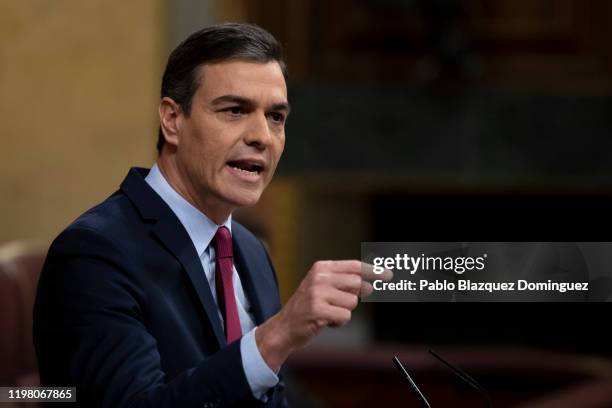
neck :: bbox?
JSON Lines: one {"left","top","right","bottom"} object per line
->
{"left": 156, "top": 153, "right": 232, "bottom": 225}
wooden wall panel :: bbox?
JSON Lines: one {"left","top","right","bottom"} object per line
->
{"left": 0, "top": 1, "right": 165, "bottom": 243}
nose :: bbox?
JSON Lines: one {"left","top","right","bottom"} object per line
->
{"left": 244, "top": 111, "right": 272, "bottom": 150}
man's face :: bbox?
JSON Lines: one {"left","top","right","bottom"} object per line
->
{"left": 173, "top": 60, "right": 288, "bottom": 216}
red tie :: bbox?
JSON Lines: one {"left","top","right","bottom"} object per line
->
{"left": 213, "top": 226, "right": 242, "bottom": 343}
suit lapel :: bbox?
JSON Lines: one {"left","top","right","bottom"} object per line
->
{"left": 233, "top": 232, "right": 277, "bottom": 324}
{"left": 152, "top": 217, "right": 226, "bottom": 347}
{"left": 121, "top": 168, "right": 225, "bottom": 348}
{"left": 233, "top": 243, "right": 265, "bottom": 324}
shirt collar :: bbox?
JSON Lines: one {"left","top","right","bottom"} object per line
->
{"left": 144, "top": 163, "right": 232, "bottom": 257}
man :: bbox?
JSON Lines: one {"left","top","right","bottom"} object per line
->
{"left": 34, "top": 23, "right": 383, "bottom": 407}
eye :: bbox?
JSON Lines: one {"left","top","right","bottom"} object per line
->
{"left": 268, "top": 112, "right": 286, "bottom": 124}
{"left": 222, "top": 106, "right": 244, "bottom": 116}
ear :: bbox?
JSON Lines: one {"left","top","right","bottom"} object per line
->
{"left": 159, "top": 97, "right": 183, "bottom": 147}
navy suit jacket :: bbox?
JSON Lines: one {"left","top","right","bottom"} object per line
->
{"left": 33, "top": 168, "right": 287, "bottom": 407}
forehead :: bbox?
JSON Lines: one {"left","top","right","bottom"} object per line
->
{"left": 195, "top": 60, "right": 287, "bottom": 102}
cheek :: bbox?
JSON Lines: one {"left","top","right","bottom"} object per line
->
{"left": 267, "top": 137, "right": 285, "bottom": 175}
{"left": 274, "top": 132, "right": 286, "bottom": 155}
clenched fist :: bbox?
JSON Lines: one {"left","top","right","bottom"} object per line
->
{"left": 255, "top": 260, "right": 392, "bottom": 372}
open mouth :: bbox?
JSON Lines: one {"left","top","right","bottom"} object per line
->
{"left": 227, "top": 160, "right": 264, "bottom": 175}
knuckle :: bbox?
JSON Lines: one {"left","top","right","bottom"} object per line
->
{"left": 344, "top": 309, "right": 352, "bottom": 322}
{"left": 311, "top": 261, "right": 326, "bottom": 275}
{"left": 311, "top": 270, "right": 327, "bottom": 286}
{"left": 350, "top": 294, "right": 359, "bottom": 309}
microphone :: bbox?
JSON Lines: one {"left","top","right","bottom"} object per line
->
{"left": 392, "top": 351, "right": 492, "bottom": 407}
{"left": 428, "top": 349, "right": 492, "bottom": 408}
{"left": 392, "top": 355, "right": 432, "bottom": 408}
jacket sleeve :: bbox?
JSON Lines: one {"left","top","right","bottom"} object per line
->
{"left": 34, "top": 226, "right": 257, "bottom": 408}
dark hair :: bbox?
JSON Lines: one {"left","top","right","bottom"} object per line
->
{"left": 156, "top": 23, "right": 287, "bottom": 153}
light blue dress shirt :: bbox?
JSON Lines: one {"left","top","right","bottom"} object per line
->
{"left": 145, "top": 164, "right": 278, "bottom": 400}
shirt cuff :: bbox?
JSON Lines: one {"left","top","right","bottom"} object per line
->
{"left": 240, "top": 327, "right": 279, "bottom": 400}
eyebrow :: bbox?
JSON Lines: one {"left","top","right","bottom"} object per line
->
{"left": 211, "top": 94, "right": 291, "bottom": 114}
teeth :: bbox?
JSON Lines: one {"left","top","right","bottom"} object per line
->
{"left": 230, "top": 165, "right": 259, "bottom": 174}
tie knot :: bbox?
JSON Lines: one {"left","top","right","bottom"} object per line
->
{"left": 213, "top": 226, "right": 233, "bottom": 259}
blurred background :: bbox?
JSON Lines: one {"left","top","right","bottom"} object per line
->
{"left": 2, "top": 0, "right": 612, "bottom": 406}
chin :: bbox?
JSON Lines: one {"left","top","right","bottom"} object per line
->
{"left": 224, "top": 189, "right": 264, "bottom": 209}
